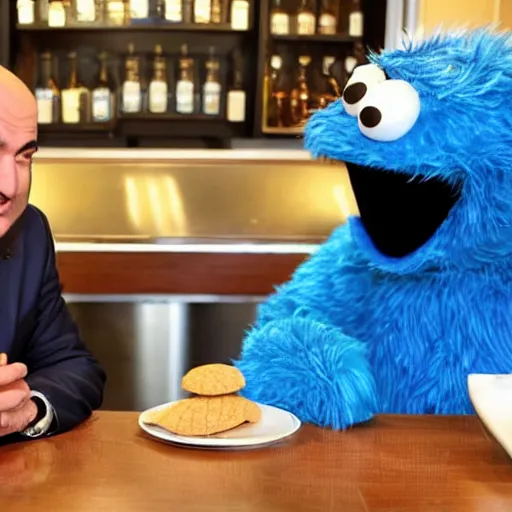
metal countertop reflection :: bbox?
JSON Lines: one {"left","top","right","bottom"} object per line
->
{"left": 29, "top": 157, "right": 358, "bottom": 248}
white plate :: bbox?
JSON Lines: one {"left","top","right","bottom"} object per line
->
{"left": 468, "top": 373, "right": 512, "bottom": 458}
{"left": 138, "top": 400, "right": 302, "bottom": 449}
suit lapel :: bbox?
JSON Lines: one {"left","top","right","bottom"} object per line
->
{"left": 0, "top": 213, "right": 24, "bottom": 356}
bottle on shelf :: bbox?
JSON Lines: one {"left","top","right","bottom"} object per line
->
{"left": 194, "top": 0, "right": 211, "bottom": 23}
{"left": 37, "top": 0, "right": 50, "bottom": 24}
{"left": 296, "top": 0, "right": 315, "bottom": 36}
{"left": 230, "top": 0, "right": 249, "bottom": 30}
{"left": 343, "top": 41, "right": 365, "bottom": 84}
{"left": 106, "top": 0, "right": 128, "bottom": 25}
{"left": 17, "top": 0, "right": 35, "bottom": 25}
{"left": 164, "top": 0, "right": 182, "bottom": 22}
{"left": 75, "top": 0, "right": 97, "bottom": 22}
{"left": 202, "top": 47, "right": 221, "bottom": 116}
{"left": 175, "top": 44, "right": 195, "bottom": 114}
{"left": 129, "top": 0, "right": 149, "bottom": 19}
{"left": 92, "top": 51, "right": 116, "bottom": 122}
{"left": 182, "top": 0, "right": 193, "bottom": 22}
{"left": 95, "top": 0, "right": 108, "bottom": 23}
{"left": 323, "top": 56, "right": 341, "bottom": 96}
{"left": 210, "top": 0, "right": 222, "bottom": 23}
{"left": 318, "top": 0, "right": 337, "bottom": 35}
{"left": 348, "top": 0, "right": 363, "bottom": 37}
{"left": 264, "top": 54, "right": 287, "bottom": 127}
{"left": 47, "top": 0, "right": 67, "bottom": 26}
{"left": 35, "top": 51, "right": 60, "bottom": 124}
{"left": 121, "top": 43, "right": 142, "bottom": 113}
{"left": 269, "top": 0, "right": 289, "bottom": 35}
{"left": 226, "top": 48, "right": 246, "bottom": 122}
{"left": 313, "top": 55, "right": 340, "bottom": 110}
{"left": 148, "top": 45, "right": 169, "bottom": 114}
{"left": 61, "top": 52, "right": 91, "bottom": 124}
{"left": 154, "top": 0, "right": 165, "bottom": 18}
{"left": 289, "top": 55, "right": 310, "bottom": 125}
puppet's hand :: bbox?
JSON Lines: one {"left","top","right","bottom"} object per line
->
{"left": 235, "top": 318, "right": 377, "bottom": 430}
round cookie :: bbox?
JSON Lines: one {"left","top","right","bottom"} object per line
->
{"left": 143, "top": 395, "right": 261, "bottom": 436}
{"left": 181, "top": 363, "right": 245, "bottom": 396}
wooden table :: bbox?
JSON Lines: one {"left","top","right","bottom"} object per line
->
{"left": 1, "top": 412, "right": 511, "bottom": 512}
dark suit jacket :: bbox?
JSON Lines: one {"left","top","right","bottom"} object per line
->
{"left": 0, "top": 205, "right": 106, "bottom": 443}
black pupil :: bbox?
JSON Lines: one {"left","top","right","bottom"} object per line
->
{"left": 359, "top": 106, "right": 382, "bottom": 128}
{"left": 343, "top": 82, "right": 367, "bottom": 105}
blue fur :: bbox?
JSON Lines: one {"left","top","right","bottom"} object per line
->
{"left": 235, "top": 28, "right": 512, "bottom": 429}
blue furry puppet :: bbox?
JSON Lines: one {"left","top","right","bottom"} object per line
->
{"left": 235, "top": 28, "right": 512, "bottom": 429}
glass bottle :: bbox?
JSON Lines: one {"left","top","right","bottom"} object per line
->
{"left": 164, "top": 0, "right": 182, "bottom": 21}
{"left": 226, "top": 48, "right": 245, "bottom": 122}
{"left": 17, "top": 0, "right": 35, "bottom": 25}
{"left": 35, "top": 51, "right": 60, "bottom": 124}
{"left": 121, "top": 43, "right": 142, "bottom": 113}
{"left": 182, "top": 0, "right": 193, "bottom": 21}
{"left": 318, "top": 0, "right": 336, "bottom": 34}
{"left": 202, "top": 47, "right": 221, "bottom": 116}
{"left": 175, "top": 44, "right": 195, "bottom": 114}
{"left": 61, "top": 52, "right": 91, "bottom": 123}
{"left": 129, "top": 0, "right": 149, "bottom": 19}
{"left": 48, "top": 0, "right": 66, "bottom": 26}
{"left": 290, "top": 55, "right": 310, "bottom": 125}
{"left": 37, "top": 0, "right": 50, "bottom": 24}
{"left": 348, "top": 0, "right": 363, "bottom": 37}
{"left": 148, "top": 45, "right": 169, "bottom": 113}
{"left": 92, "top": 52, "right": 116, "bottom": 122}
{"left": 230, "top": 0, "right": 249, "bottom": 30}
{"left": 194, "top": 0, "right": 211, "bottom": 23}
{"left": 76, "top": 0, "right": 97, "bottom": 22}
{"left": 296, "top": 0, "right": 315, "bottom": 35}
{"left": 270, "top": 0, "right": 289, "bottom": 35}
{"left": 106, "top": 0, "right": 128, "bottom": 24}
{"left": 269, "top": 54, "right": 287, "bottom": 127}
{"left": 210, "top": 0, "right": 221, "bottom": 23}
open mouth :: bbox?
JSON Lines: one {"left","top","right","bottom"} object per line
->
{"left": 328, "top": 160, "right": 461, "bottom": 257}
{"left": 0, "top": 193, "right": 12, "bottom": 213}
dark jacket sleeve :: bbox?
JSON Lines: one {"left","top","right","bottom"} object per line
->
{"left": 22, "top": 213, "right": 106, "bottom": 435}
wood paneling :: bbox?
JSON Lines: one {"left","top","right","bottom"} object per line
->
{"left": 1, "top": 412, "right": 511, "bottom": 511}
{"left": 500, "top": 0, "right": 512, "bottom": 28}
{"left": 56, "top": 251, "right": 309, "bottom": 295}
{"left": 419, "top": 0, "right": 500, "bottom": 35}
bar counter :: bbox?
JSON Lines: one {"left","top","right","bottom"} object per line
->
{"left": 1, "top": 412, "right": 512, "bottom": 511}
{"left": 31, "top": 148, "right": 356, "bottom": 296}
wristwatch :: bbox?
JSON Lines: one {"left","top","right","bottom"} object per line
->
{"left": 21, "top": 391, "right": 55, "bottom": 438}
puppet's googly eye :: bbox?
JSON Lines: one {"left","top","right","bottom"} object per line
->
{"left": 357, "top": 80, "right": 420, "bottom": 142}
{"left": 342, "top": 64, "right": 386, "bottom": 117}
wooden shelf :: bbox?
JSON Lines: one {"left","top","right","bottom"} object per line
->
{"left": 120, "top": 113, "right": 225, "bottom": 122}
{"left": 262, "top": 126, "right": 304, "bottom": 136}
{"left": 38, "top": 122, "right": 116, "bottom": 133}
{"left": 271, "top": 33, "right": 358, "bottom": 43}
{"left": 16, "top": 22, "right": 249, "bottom": 33}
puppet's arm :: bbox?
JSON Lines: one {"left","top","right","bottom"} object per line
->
{"left": 235, "top": 226, "right": 377, "bottom": 429}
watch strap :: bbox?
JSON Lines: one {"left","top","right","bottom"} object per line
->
{"left": 21, "top": 391, "right": 55, "bottom": 438}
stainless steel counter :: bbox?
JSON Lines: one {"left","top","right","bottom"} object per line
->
{"left": 30, "top": 150, "right": 357, "bottom": 247}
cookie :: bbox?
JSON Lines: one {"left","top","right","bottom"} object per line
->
{"left": 143, "top": 395, "right": 261, "bottom": 436}
{"left": 181, "top": 363, "right": 245, "bottom": 396}
{"left": 0, "top": 353, "right": 6, "bottom": 366}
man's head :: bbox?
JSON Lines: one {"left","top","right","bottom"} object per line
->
{"left": 0, "top": 66, "right": 37, "bottom": 240}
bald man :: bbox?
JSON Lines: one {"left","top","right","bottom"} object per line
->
{"left": 0, "top": 66, "right": 105, "bottom": 443}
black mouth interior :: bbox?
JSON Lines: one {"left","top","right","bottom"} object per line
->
{"left": 343, "top": 162, "right": 461, "bottom": 258}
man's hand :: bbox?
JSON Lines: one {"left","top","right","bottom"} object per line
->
{"left": 0, "top": 360, "right": 37, "bottom": 437}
